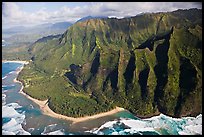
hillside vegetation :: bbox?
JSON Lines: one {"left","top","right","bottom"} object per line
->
{"left": 18, "top": 8, "right": 202, "bottom": 118}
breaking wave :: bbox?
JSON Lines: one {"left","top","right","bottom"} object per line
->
{"left": 2, "top": 75, "right": 8, "bottom": 80}
{"left": 41, "top": 129, "right": 65, "bottom": 135}
{"left": 2, "top": 84, "right": 16, "bottom": 91}
{"left": 41, "top": 124, "right": 65, "bottom": 135}
{"left": 86, "top": 113, "right": 202, "bottom": 135}
{"left": 2, "top": 103, "right": 31, "bottom": 135}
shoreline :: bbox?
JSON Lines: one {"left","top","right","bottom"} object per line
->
{"left": 21, "top": 89, "right": 124, "bottom": 124}
{"left": 19, "top": 87, "right": 125, "bottom": 124}
{"left": 9, "top": 60, "right": 125, "bottom": 124}
{"left": 2, "top": 60, "right": 29, "bottom": 65}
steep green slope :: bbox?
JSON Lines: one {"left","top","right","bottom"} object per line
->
{"left": 18, "top": 8, "right": 202, "bottom": 118}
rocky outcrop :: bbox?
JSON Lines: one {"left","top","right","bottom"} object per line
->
{"left": 25, "top": 8, "right": 202, "bottom": 117}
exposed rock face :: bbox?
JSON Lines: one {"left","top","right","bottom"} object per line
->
{"left": 26, "top": 8, "right": 202, "bottom": 117}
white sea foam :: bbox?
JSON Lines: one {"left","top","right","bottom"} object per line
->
{"left": 86, "top": 114, "right": 202, "bottom": 135}
{"left": 117, "top": 118, "right": 159, "bottom": 134}
{"left": 2, "top": 75, "right": 8, "bottom": 80}
{"left": 178, "top": 114, "right": 202, "bottom": 135}
{"left": 2, "top": 117, "right": 30, "bottom": 135}
{"left": 9, "top": 71, "right": 15, "bottom": 74}
{"left": 111, "top": 131, "right": 119, "bottom": 135}
{"left": 6, "top": 102, "right": 22, "bottom": 109}
{"left": 2, "top": 103, "right": 31, "bottom": 135}
{"left": 3, "top": 118, "right": 22, "bottom": 131}
{"left": 2, "top": 84, "right": 15, "bottom": 88}
{"left": 2, "top": 84, "right": 16, "bottom": 94}
{"left": 88, "top": 121, "right": 118, "bottom": 134}
{"left": 41, "top": 129, "right": 65, "bottom": 135}
{"left": 29, "top": 104, "right": 34, "bottom": 109}
{"left": 2, "top": 94, "right": 6, "bottom": 105}
{"left": 2, "top": 131, "right": 16, "bottom": 135}
{"left": 96, "top": 121, "right": 118, "bottom": 131}
{"left": 2, "top": 90, "right": 8, "bottom": 93}
{"left": 41, "top": 123, "right": 66, "bottom": 135}
{"left": 28, "top": 128, "right": 35, "bottom": 133}
{"left": 2, "top": 103, "right": 23, "bottom": 118}
{"left": 41, "top": 123, "right": 58, "bottom": 135}
{"left": 2, "top": 94, "right": 6, "bottom": 98}
{"left": 2, "top": 85, "right": 8, "bottom": 88}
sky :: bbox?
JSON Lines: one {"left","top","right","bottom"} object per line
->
{"left": 2, "top": 2, "right": 202, "bottom": 29}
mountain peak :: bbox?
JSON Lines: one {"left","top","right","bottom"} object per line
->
{"left": 76, "top": 16, "right": 107, "bottom": 23}
{"left": 20, "top": 9, "right": 202, "bottom": 118}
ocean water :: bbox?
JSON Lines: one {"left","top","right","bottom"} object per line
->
{"left": 2, "top": 62, "right": 202, "bottom": 135}
{"left": 86, "top": 113, "right": 202, "bottom": 135}
{"left": 2, "top": 62, "right": 73, "bottom": 135}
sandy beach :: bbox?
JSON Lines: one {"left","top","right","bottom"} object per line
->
{"left": 11, "top": 60, "right": 125, "bottom": 124}
{"left": 20, "top": 89, "right": 124, "bottom": 124}
{"left": 19, "top": 85, "right": 124, "bottom": 124}
{"left": 2, "top": 60, "right": 29, "bottom": 65}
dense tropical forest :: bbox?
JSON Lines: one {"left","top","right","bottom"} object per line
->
{"left": 13, "top": 8, "right": 202, "bottom": 118}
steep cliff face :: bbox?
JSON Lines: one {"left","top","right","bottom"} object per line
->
{"left": 23, "top": 8, "right": 202, "bottom": 117}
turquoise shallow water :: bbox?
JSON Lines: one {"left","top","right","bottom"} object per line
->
{"left": 2, "top": 62, "right": 202, "bottom": 135}
{"left": 2, "top": 62, "right": 129, "bottom": 135}
{"left": 2, "top": 62, "right": 73, "bottom": 135}
{"left": 2, "top": 62, "right": 22, "bottom": 78}
{"left": 113, "top": 110, "right": 138, "bottom": 120}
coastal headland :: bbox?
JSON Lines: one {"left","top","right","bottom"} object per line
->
{"left": 8, "top": 60, "right": 125, "bottom": 124}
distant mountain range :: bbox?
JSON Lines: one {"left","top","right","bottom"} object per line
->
{"left": 3, "top": 16, "right": 108, "bottom": 38}
{"left": 2, "top": 16, "right": 108, "bottom": 46}
{"left": 2, "top": 22, "right": 73, "bottom": 45}
{"left": 3, "top": 22, "right": 72, "bottom": 36}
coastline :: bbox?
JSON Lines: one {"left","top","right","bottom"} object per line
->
{"left": 8, "top": 60, "right": 125, "bottom": 124}
{"left": 2, "top": 60, "right": 29, "bottom": 65}
{"left": 20, "top": 89, "right": 124, "bottom": 124}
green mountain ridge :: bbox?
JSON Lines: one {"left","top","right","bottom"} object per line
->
{"left": 18, "top": 8, "right": 202, "bottom": 118}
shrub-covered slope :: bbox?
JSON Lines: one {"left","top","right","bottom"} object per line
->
{"left": 18, "top": 8, "right": 202, "bottom": 118}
